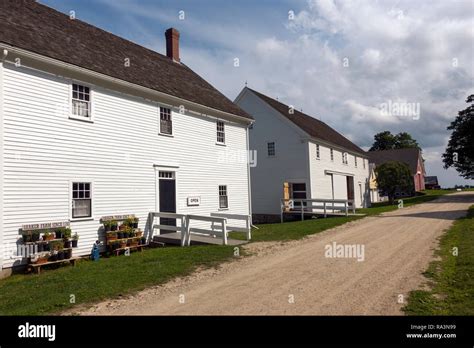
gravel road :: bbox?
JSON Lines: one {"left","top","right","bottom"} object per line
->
{"left": 73, "top": 192, "right": 474, "bottom": 315}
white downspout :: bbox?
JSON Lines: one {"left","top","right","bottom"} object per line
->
{"left": 0, "top": 49, "right": 8, "bottom": 271}
{"left": 246, "top": 123, "right": 254, "bottom": 226}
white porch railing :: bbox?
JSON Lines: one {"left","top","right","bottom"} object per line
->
{"left": 280, "top": 198, "right": 356, "bottom": 222}
{"left": 149, "top": 212, "right": 187, "bottom": 246}
{"left": 185, "top": 215, "right": 227, "bottom": 246}
{"left": 210, "top": 213, "right": 252, "bottom": 241}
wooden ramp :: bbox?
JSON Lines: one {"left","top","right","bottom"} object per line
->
{"left": 153, "top": 233, "right": 247, "bottom": 246}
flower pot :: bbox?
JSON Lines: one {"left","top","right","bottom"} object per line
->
{"left": 37, "top": 243, "right": 44, "bottom": 252}
{"left": 64, "top": 249, "right": 72, "bottom": 259}
{"left": 132, "top": 222, "right": 139, "bottom": 229}
{"left": 64, "top": 240, "right": 72, "bottom": 248}
{"left": 111, "top": 224, "right": 118, "bottom": 231}
{"left": 44, "top": 235, "right": 54, "bottom": 241}
{"left": 55, "top": 231, "right": 63, "bottom": 239}
{"left": 120, "top": 241, "right": 127, "bottom": 248}
{"left": 135, "top": 231, "right": 143, "bottom": 237}
{"left": 31, "top": 233, "right": 40, "bottom": 242}
{"left": 22, "top": 234, "right": 30, "bottom": 243}
{"left": 140, "top": 237, "right": 146, "bottom": 245}
{"left": 116, "top": 232, "right": 123, "bottom": 239}
{"left": 50, "top": 253, "right": 58, "bottom": 262}
{"left": 44, "top": 243, "right": 51, "bottom": 251}
{"left": 104, "top": 225, "right": 111, "bottom": 232}
{"left": 57, "top": 251, "right": 65, "bottom": 260}
{"left": 72, "top": 240, "right": 78, "bottom": 248}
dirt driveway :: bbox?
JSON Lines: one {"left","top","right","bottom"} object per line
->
{"left": 73, "top": 192, "right": 474, "bottom": 315}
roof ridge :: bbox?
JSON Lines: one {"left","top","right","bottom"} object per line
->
{"left": 247, "top": 87, "right": 366, "bottom": 154}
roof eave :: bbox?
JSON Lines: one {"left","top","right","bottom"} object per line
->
{"left": 0, "top": 43, "right": 253, "bottom": 125}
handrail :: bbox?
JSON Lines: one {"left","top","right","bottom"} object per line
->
{"left": 148, "top": 212, "right": 187, "bottom": 246}
{"left": 211, "top": 213, "right": 252, "bottom": 240}
{"left": 280, "top": 198, "right": 356, "bottom": 222}
{"left": 185, "top": 215, "right": 227, "bottom": 246}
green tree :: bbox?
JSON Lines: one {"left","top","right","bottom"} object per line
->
{"left": 369, "top": 131, "right": 397, "bottom": 151}
{"left": 369, "top": 131, "right": 420, "bottom": 151}
{"left": 442, "top": 95, "right": 474, "bottom": 179}
{"left": 375, "top": 161, "right": 413, "bottom": 204}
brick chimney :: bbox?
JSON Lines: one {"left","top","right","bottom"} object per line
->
{"left": 165, "top": 28, "right": 180, "bottom": 62}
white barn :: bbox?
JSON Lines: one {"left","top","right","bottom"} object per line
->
{"left": 235, "top": 88, "right": 370, "bottom": 222}
{"left": 0, "top": 1, "right": 252, "bottom": 273}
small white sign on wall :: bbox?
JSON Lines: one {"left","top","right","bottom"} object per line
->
{"left": 187, "top": 196, "right": 201, "bottom": 206}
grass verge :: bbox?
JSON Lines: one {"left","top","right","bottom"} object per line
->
{"left": 0, "top": 245, "right": 235, "bottom": 315}
{"left": 403, "top": 205, "right": 474, "bottom": 315}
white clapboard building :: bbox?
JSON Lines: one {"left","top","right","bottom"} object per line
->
{"left": 0, "top": 1, "right": 253, "bottom": 272}
{"left": 235, "top": 88, "right": 370, "bottom": 222}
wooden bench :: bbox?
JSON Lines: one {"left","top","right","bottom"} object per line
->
{"left": 27, "top": 257, "right": 81, "bottom": 275}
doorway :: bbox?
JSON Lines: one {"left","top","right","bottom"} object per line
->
{"left": 159, "top": 171, "right": 176, "bottom": 234}
{"left": 346, "top": 176, "right": 354, "bottom": 201}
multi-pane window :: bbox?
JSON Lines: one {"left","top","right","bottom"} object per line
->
{"left": 316, "top": 144, "right": 320, "bottom": 159}
{"left": 267, "top": 142, "right": 275, "bottom": 156}
{"left": 159, "top": 171, "right": 174, "bottom": 179}
{"left": 330, "top": 148, "right": 334, "bottom": 161}
{"left": 355, "top": 156, "right": 358, "bottom": 167}
{"left": 72, "top": 182, "right": 91, "bottom": 218}
{"left": 72, "top": 84, "right": 91, "bottom": 118}
{"left": 219, "top": 185, "right": 228, "bottom": 209}
{"left": 216, "top": 120, "right": 225, "bottom": 144}
{"left": 291, "top": 183, "right": 307, "bottom": 208}
{"left": 342, "top": 152, "right": 348, "bottom": 165}
{"left": 160, "top": 107, "right": 172, "bottom": 135}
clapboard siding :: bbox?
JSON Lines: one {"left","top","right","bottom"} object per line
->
{"left": 1, "top": 63, "right": 249, "bottom": 268}
{"left": 237, "top": 88, "right": 370, "bottom": 215}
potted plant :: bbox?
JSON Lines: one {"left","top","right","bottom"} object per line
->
{"left": 36, "top": 252, "right": 50, "bottom": 264}
{"left": 106, "top": 231, "right": 117, "bottom": 241}
{"left": 63, "top": 228, "right": 72, "bottom": 239}
{"left": 55, "top": 227, "right": 65, "bottom": 239}
{"left": 57, "top": 244, "right": 65, "bottom": 260}
{"left": 120, "top": 239, "right": 127, "bottom": 248}
{"left": 103, "top": 220, "right": 112, "bottom": 232}
{"left": 44, "top": 242, "right": 51, "bottom": 252}
{"left": 135, "top": 229, "right": 143, "bottom": 237}
{"left": 110, "top": 220, "right": 118, "bottom": 231}
{"left": 72, "top": 233, "right": 79, "bottom": 248}
{"left": 64, "top": 248, "right": 72, "bottom": 259}
{"left": 117, "top": 230, "right": 124, "bottom": 239}
{"left": 31, "top": 230, "right": 41, "bottom": 242}
{"left": 21, "top": 231, "right": 32, "bottom": 243}
{"left": 140, "top": 237, "right": 146, "bottom": 245}
{"left": 132, "top": 217, "right": 139, "bottom": 229}
{"left": 119, "top": 223, "right": 126, "bottom": 231}
{"left": 49, "top": 250, "right": 58, "bottom": 262}
{"left": 43, "top": 231, "right": 54, "bottom": 241}
{"left": 37, "top": 242, "right": 45, "bottom": 253}
{"left": 123, "top": 217, "right": 134, "bottom": 228}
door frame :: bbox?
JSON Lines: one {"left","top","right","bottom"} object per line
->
{"left": 154, "top": 164, "right": 179, "bottom": 213}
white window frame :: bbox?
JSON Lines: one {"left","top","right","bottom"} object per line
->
{"left": 216, "top": 120, "right": 225, "bottom": 145}
{"left": 316, "top": 144, "right": 320, "bottom": 160}
{"left": 267, "top": 142, "right": 276, "bottom": 157}
{"left": 330, "top": 148, "right": 334, "bottom": 161}
{"left": 218, "top": 185, "right": 228, "bottom": 210}
{"left": 69, "top": 180, "right": 94, "bottom": 221}
{"left": 69, "top": 82, "right": 93, "bottom": 123}
{"left": 159, "top": 107, "right": 173, "bottom": 136}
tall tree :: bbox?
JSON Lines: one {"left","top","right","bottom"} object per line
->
{"left": 394, "top": 132, "right": 419, "bottom": 149}
{"left": 369, "top": 131, "right": 420, "bottom": 151}
{"left": 369, "top": 131, "right": 397, "bottom": 151}
{"left": 442, "top": 95, "right": 474, "bottom": 179}
{"left": 375, "top": 161, "right": 413, "bottom": 204}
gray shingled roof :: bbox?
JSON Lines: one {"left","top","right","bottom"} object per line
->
{"left": 0, "top": 0, "right": 252, "bottom": 120}
{"left": 247, "top": 88, "right": 367, "bottom": 155}
{"left": 368, "top": 148, "right": 424, "bottom": 175}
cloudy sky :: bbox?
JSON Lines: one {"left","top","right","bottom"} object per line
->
{"left": 42, "top": 0, "right": 474, "bottom": 187}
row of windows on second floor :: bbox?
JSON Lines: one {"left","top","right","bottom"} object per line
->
{"left": 70, "top": 83, "right": 228, "bottom": 145}
{"left": 265, "top": 141, "right": 368, "bottom": 170}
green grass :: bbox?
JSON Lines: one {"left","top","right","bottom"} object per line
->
{"left": 230, "top": 215, "right": 364, "bottom": 242}
{"left": 231, "top": 189, "right": 457, "bottom": 242}
{"left": 357, "top": 189, "right": 456, "bottom": 216}
{"left": 403, "top": 205, "right": 474, "bottom": 315}
{"left": 0, "top": 245, "right": 235, "bottom": 315}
